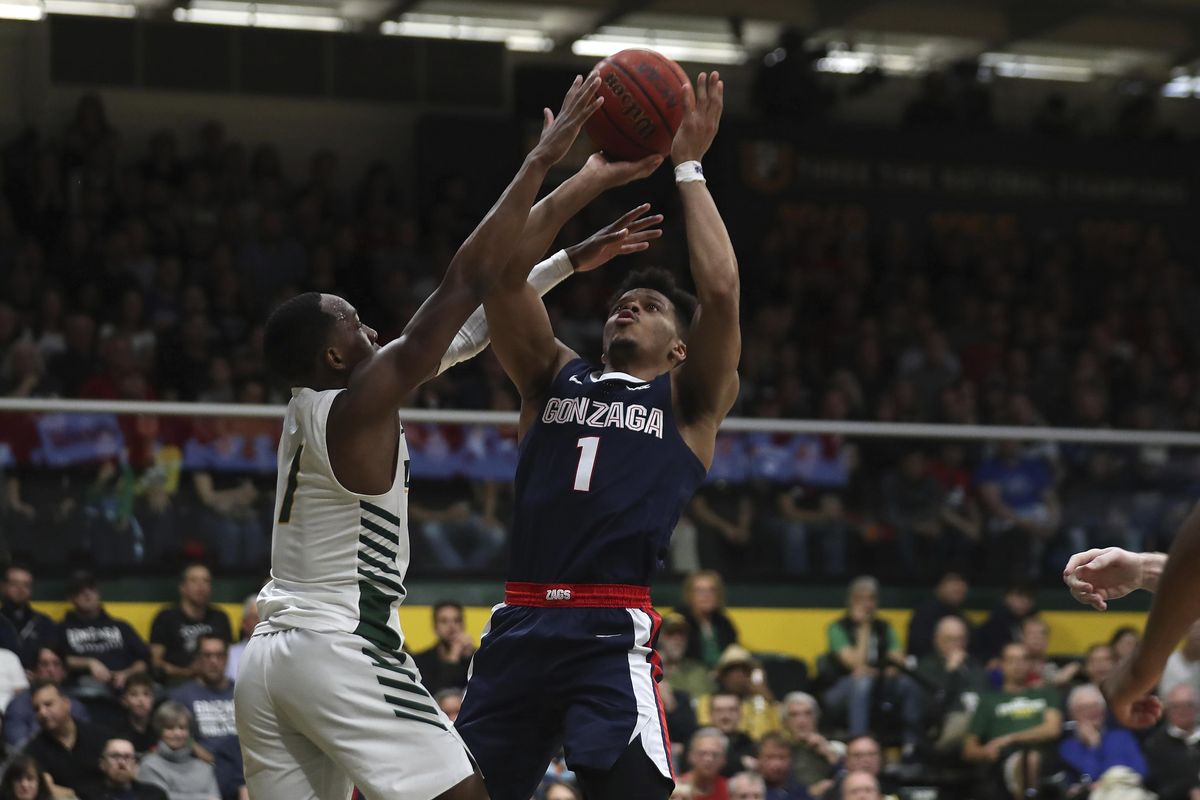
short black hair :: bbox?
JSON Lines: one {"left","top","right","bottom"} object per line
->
{"left": 606, "top": 267, "right": 697, "bottom": 338}
{"left": 433, "top": 601, "right": 464, "bottom": 621}
{"left": 264, "top": 292, "right": 336, "bottom": 386}
{"left": 67, "top": 571, "right": 96, "bottom": 598}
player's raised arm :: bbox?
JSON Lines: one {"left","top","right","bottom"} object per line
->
{"left": 671, "top": 72, "right": 741, "bottom": 442}
{"left": 483, "top": 159, "right": 662, "bottom": 423}
{"left": 437, "top": 152, "right": 663, "bottom": 376}
{"left": 338, "top": 75, "right": 602, "bottom": 421}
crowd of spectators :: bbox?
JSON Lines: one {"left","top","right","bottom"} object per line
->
{"left": 0, "top": 562, "right": 245, "bottom": 800}
{"left": 0, "top": 555, "right": 1193, "bottom": 799}
{"left": 0, "top": 92, "right": 1198, "bottom": 582}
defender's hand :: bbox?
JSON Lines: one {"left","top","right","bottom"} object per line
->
{"left": 565, "top": 203, "right": 663, "bottom": 274}
{"left": 1063, "top": 547, "right": 1145, "bottom": 611}
{"left": 671, "top": 71, "right": 724, "bottom": 165}
{"left": 580, "top": 152, "right": 664, "bottom": 189}
{"left": 531, "top": 74, "right": 603, "bottom": 167}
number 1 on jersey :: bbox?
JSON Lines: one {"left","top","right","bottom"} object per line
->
{"left": 573, "top": 436, "right": 600, "bottom": 492}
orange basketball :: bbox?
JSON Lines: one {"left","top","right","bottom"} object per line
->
{"left": 584, "top": 49, "right": 690, "bottom": 162}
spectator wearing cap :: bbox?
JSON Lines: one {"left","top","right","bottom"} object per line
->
{"left": 678, "top": 727, "right": 730, "bottom": 800}
{"left": 1, "top": 564, "right": 59, "bottom": 670}
{"left": 1143, "top": 683, "right": 1200, "bottom": 800}
{"left": 659, "top": 612, "right": 716, "bottom": 699}
{"left": 677, "top": 571, "right": 739, "bottom": 669}
{"left": 696, "top": 646, "right": 781, "bottom": 741}
{"left": 149, "top": 564, "right": 232, "bottom": 687}
{"left": 781, "top": 692, "right": 841, "bottom": 796}
{"left": 821, "top": 577, "right": 922, "bottom": 752}
{"left": 4, "top": 646, "right": 92, "bottom": 749}
{"left": 56, "top": 574, "right": 150, "bottom": 700}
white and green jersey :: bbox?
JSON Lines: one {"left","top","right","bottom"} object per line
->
{"left": 255, "top": 387, "right": 411, "bottom": 651}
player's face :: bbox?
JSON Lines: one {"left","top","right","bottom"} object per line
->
{"left": 602, "top": 289, "right": 684, "bottom": 369}
{"left": 321, "top": 295, "right": 379, "bottom": 379}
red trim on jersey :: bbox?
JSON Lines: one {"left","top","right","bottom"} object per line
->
{"left": 503, "top": 582, "right": 651, "bottom": 608}
{"left": 645, "top": 608, "right": 675, "bottom": 780}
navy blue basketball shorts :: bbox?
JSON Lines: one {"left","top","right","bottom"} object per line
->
{"left": 454, "top": 582, "right": 674, "bottom": 800}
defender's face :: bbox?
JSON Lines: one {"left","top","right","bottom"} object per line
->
{"left": 602, "top": 289, "right": 683, "bottom": 366}
{"left": 321, "top": 295, "right": 379, "bottom": 378}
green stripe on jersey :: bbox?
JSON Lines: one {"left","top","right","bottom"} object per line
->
{"left": 360, "top": 517, "right": 400, "bottom": 545}
{"left": 353, "top": 581, "right": 401, "bottom": 651}
{"left": 360, "top": 500, "right": 401, "bottom": 528}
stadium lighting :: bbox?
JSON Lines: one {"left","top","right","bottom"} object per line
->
{"left": 45, "top": 0, "right": 135, "bottom": 16}
{"left": 571, "top": 33, "right": 746, "bottom": 65}
{"left": 379, "top": 13, "right": 551, "bottom": 52}
{"left": 174, "top": 1, "right": 345, "bottom": 31}
{"left": 979, "top": 53, "right": 1093, "bottom": 82}
{"left": 0, "top": 2, "right": 42, "bottom": 19}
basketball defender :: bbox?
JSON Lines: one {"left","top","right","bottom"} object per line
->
{"left": 454, "top": 72, "right": 737, "bottom": 800}
{"left": 232, "top": 76, "right": 662, "bottom": 800}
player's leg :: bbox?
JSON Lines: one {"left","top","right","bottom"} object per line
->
{"left": 269, "top": 628, "right": 476, "bottom": 800}
{"left": 574, "top": 742, "right": 673, "bottom": 800}
{"left": 235, "top": 633, "right": 352, "bottom": 800}
{"left": 455, "top": 605, "right": 565, "bottom": 800}
{"left": 561, "top": 609, "right": 674, "bottom": 795}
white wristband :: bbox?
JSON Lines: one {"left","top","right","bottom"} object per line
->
{"left": 674, "top": 161, "right": 705, "bottom": 184}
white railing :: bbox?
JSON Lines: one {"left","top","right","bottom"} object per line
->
{"left": 3, "top": 396, "right": 1200, "bottom": 446}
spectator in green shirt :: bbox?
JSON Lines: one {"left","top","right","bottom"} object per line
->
{"left": 963, "top": 641, "right": 1063, "bottom": 800}
{"left": 822, "top": 576, "right": 923, "bottom": 753}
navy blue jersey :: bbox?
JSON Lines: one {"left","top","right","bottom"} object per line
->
{"left": 508, "top": 358, "right": 707, "bottom": 585}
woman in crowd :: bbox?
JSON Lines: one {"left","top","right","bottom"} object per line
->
{"left": 136, "top": 702, "right": 219, "bottom": 800}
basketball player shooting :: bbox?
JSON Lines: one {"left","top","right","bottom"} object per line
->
{"left": 232, "top": 74, "right": 663, "bottom": 800}
{"left": 454, "top": 71, "right": 738, "bottom": 800}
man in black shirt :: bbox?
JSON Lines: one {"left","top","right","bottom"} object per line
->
{"left": 1, "top": 563, "right": 58, "bottom": 669}
{"left": 149, "top": 564, "right": 232, "bottom": 685}
{"left": 57, "top": 573, "right": 151, "bottom": 696}
{"left": 78, "top": 737, "right": 169, "bottom": 800}
{"left": 905, "top": 571, "right": 970, "bottom": 661}
{"left": 410, "top": 601, "right": 474, "bottom": 695}
{"left": 23, "top": 681, "right": 110, "bottom": 793}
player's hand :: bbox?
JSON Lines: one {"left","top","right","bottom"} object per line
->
{"left": 566, "top": 203, "right": 663, "bottom": 274}
{"left": 531, "top": 74, "right": 603, "bottom": 168}
{"left": 1101, "top": 654, "right": 1163, "bottom": 729}
{"left": 1063, "top": 547, "right": 1144, "bottom": 610}
{"left": 580, "top": 151, "right": 664, "bottom": 189}
{"left": 671, "top": 71, "right": 723, "bottom": 165}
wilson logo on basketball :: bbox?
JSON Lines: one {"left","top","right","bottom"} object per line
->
{"left": 545, "top": 589, "right": 572, "bottom": 601}
{"left": 602, "top": 73, "right": 657, "bottom": 140}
